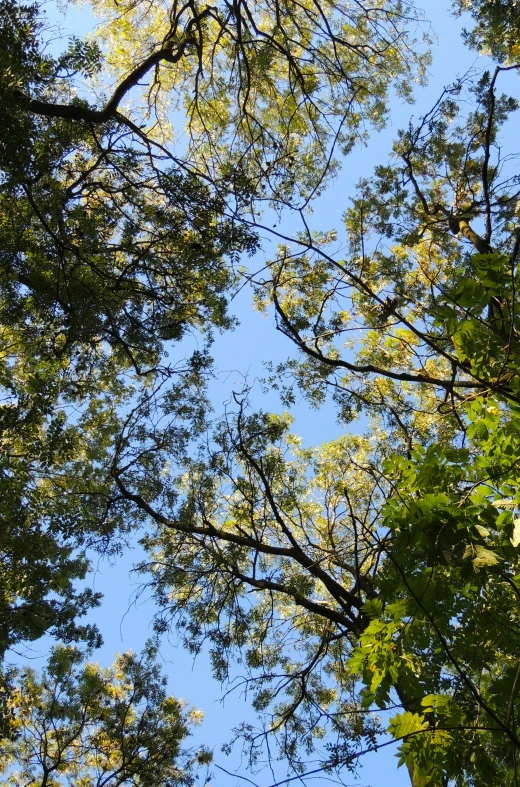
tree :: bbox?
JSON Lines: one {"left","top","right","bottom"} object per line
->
{"left": 5, "top": 0, "right": 520, "bottom": 785}
{"left": 16, "top": 0, "right": 429, "bottom": 207}
{"left": 453, "top": 0, "right": 520, "bottom": 64}
{"left": 109, "top": 41, "right": 520, "bottom": 787}
{"left": 0, "top": 0, "right": 256, "bottom": 664}
{"left": 0, "top": 0, "right": 429, "bottom": 663}
{"left": 0, "top": 0, "right": 432, "bottom": 776}
{"left": 0, "top": 642, "right": 209, "bottom": 787}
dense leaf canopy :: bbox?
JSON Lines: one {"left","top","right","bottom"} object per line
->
{"left": 3, "top": 0, "right": 520, "bottom": 786}
{"left": 0, "top": 642, "right": 208, "bottom": 787}
{"left": 0, "top": 0, "right": 256, "bottom": 662}
{"left": 111, "top": 29, "right": 520, "bottom": 787}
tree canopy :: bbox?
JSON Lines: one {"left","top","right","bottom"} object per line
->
{"left": 3, "top": 0, "right": 520, "bottom": 786}
{"left": 0, "top": 642, "right": 208, "bottom": 787}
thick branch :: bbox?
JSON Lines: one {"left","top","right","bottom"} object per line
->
{"left": 16, "top": 37, "right": 195, "bottom": 124}
{"left": 272, "top": 289, "right": 477, "bottom": 391}
{"left": 235, "top": 427, "right": 365, "bottom": 613}
{"left": 228, "top": 567, "right": 358, "bottom": 632}
{"left": 113, "top": 466, "right": 365, "bottom": 631}
{"left": 449, "top": 217, "right": 492, "bottom": 255}
{"left": 113, "top": 471, "right": 303, "bottom": 557}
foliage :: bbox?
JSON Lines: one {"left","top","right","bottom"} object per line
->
{"left": 5, "top": 0, "right": 520, "bottom": 786}
{"left": 0, "top": 0, "right": 431, "bottom": 770}
{"left": 0, "top": 0, "right": 424, "bottom": 660}
{"left": 109, "top": 49, "right": 520, "bottom": 787}
{"left": 453, "top": 0, "right": 520, "bottom": 63}
{"left": 62, "top": 0, "right": 429, "bottom": 207}
{"left": 0, "top": 642, "right": 208, "bottom": 787}
{"left": 0, "top": 0, "right": 256, "bottom": 664}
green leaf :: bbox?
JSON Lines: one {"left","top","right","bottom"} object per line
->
{"left": 388, "top": 711, "right": 428, "bottom": 740}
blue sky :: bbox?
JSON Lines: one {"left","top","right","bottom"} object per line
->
{"left": 21, "top": 2, "right": 520, "bottom": 785}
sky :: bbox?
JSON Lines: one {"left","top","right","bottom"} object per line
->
{"left": 19, "top": 2, "right": 520, "bottom": 785}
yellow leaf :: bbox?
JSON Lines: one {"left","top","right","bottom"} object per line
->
{"left": 511, "top": 518, "right": 520, "bottom": 548}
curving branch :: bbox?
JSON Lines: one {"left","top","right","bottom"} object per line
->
{"left": 271, "top": 287, "right": 477, "bottom": 391}
{"left": 112, "top": 469, "right": 362, "bottom": 634}
{"left": 13, "top": 6, "right": 215, "bottom": 124}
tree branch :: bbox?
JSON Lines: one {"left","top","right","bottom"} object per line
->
{"left": 15, "top": 30, "right": 201, "bottom": 124}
